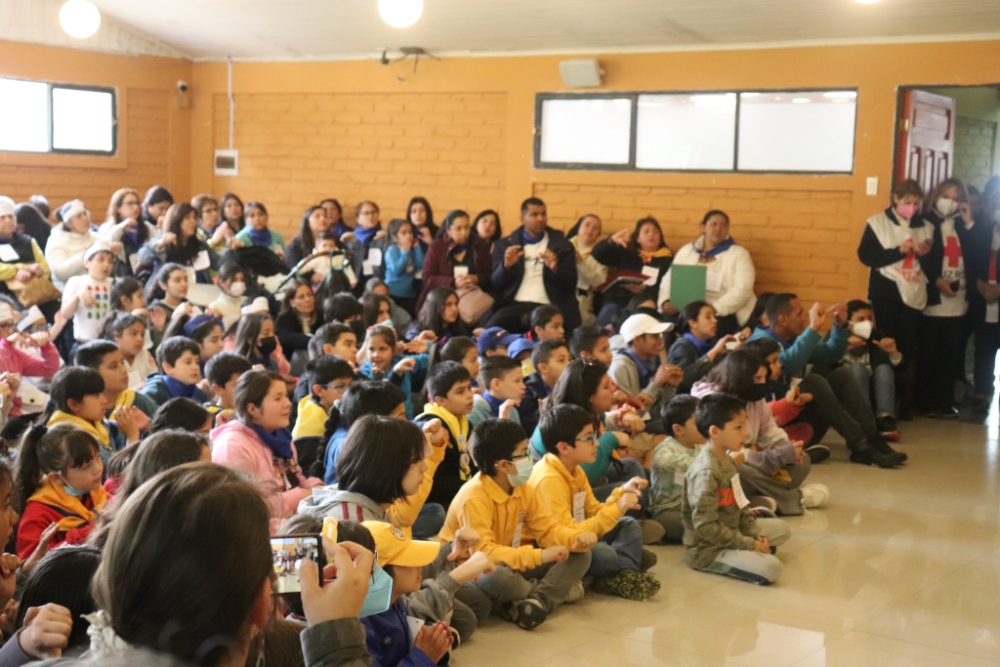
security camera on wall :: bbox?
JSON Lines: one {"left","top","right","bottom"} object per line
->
{"left": 559, "top": 59, "right": 604, "bottom": 88}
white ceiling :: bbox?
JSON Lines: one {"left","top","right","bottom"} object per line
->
{"left": 24, "top": 0, "right": 1000, "bottom": 60}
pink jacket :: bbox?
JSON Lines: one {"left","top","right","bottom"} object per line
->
{"left": 0, "top": 340, "right": 61, "bottom": 417}
{"left": 210, "top": 420, "right": 323, "bottom": 530}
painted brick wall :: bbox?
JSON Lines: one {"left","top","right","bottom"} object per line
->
{"left": 954, "top": 116, "right": 997, "bottom": 191}
{"left": 0, "top": 89, "right": 170, "bottom": 217}
{"left": 535, "top": 182, "right": 856, "bottom": 305}
{"left": 210, "top": 92, "right": 506, "bottom": 238}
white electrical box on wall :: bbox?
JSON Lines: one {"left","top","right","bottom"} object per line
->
{"left": 214, "top": 149, "right": 239, "bottom": 176}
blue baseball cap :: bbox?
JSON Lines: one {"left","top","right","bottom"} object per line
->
{"left": 507, "top": 337, "right": 535, "bottom": 359}
{"left": 477, "top": 327, "right": 522, "bottom": 356}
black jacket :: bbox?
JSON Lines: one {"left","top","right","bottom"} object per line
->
{"left": 491, "top": 226, "right": 581, "bottom": 330}
{"left": 857, "top": 208, "right": 934, "bottom": 304}
{"left": 920, "top": 209, "right": 975, "bottom": 309}
{"left": 518, "top": 371, "right": 551, "bottom": 441}
{"left": 275, "top": 309, "right": 317, "bottom": 357}
{"left": 963, "top": 215, "right": 997, "bottom": 323}
{"left": 591, "top": 239, "right": 673, "bottom": 304}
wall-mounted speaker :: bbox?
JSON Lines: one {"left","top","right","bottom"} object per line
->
{"left": 559, "top": 58, "right": 604, "bottom": 88}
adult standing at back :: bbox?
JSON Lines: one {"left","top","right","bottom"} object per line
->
{"left": 658, "top": 210, "right": 757, "bottom": 336}
{"left": 592, "top": 216, "right": 673, "bottom": 327}
{"left": 487, "top": 197, "right": 580, "bottom": 333}
{"left": 0, "top": 196, "right": 58, "bottom": 320}
{"left": 418, "top": 209, "right": 492, "bottom": 313}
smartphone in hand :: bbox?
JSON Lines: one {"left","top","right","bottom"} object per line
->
{"left": 271, "top": 534, "right": 326, "bottom": 594}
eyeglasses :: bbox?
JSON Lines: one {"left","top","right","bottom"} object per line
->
{"left": 0, "top": 322, "right": 14, "bottom": 332}
{"left": 576, "top": 434, "right": 597, "bottom": 444}
{"left": 508, "top": 452, "right": 530, "bottom": 462}
{"left": 323, "top": 383, "right": 352, "bottom": 392}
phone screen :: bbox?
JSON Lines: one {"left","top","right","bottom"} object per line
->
{"left": 270, "top": 534, "right": 324, "bottom": 594}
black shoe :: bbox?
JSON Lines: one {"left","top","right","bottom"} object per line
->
{"left": 805, "top": 444, "right": 831, "bottom": 464}
{"left": 875, "top": 414, "right": 897, "bottom": 433}
{"left": 869, "top": 433, "right": 907, "bottom": 463}
{"left": 850, "top": 442, "right": 905, "bottom": 468}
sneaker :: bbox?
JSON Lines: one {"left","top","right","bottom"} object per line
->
{"left": 564, "top": 581, "right": 585, "bottom": 604}
{"left": 875, "top": 414, "right": 897, "bottom": 433}
{"left": 800, "top": 483, "right": 830, "bottom": 509}
{"left": 748, "top": 495, "right": 777, "bottom": 513}
{"left": 881, "top": 430, "right": 901, "bottom": 442}
{"left": 500, "top": 598, "right": 547, "bottom": 630}
{"left": 805, "top": 444, "right": 831, "bottom": 464}
{"left": 640, "top": 548, "right": 657, "bottom": 573}
{"left": 593, "top": 571, "right": 661, "bottom": 601}
{"left": 870, "top": 433, "right": 907, "bottom": 463}
{"left": 850, "top": 442, "right": 905, "bottom": 468}
{"left": 750, "top": 506, "right": 777, "bottom": 519}
{"left": 639, "top": 519, "right": 666, "bottom": 545}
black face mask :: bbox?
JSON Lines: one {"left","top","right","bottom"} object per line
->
{"left": 258, "top": 336, "right": 278, "bottom": 358}
{"left": 748, "top": 383, "right": 769, "bottom": 402}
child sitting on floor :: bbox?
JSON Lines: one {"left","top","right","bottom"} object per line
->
{"left": 648, "top": 395, "right": 705, "bottom": 543}
{"left": 469, "top": 355, "right": 525, "bottom": 427}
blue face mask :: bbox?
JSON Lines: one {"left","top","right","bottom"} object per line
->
{"left": 359, "top": 563, "right": 393, "bottom": 618}
{"left": 61, "top": 477, "right": 90, "bottom": 497}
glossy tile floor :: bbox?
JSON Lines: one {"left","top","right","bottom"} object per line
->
{"left": 456, "top": 417, "right": 1000, "bottom": 667}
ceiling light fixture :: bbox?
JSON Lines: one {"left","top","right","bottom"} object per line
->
{"left": 60, "top": 0, "right": 101, "bottom": 39}
{"left": 378, "top": 0, "right": 423, "bottom": 28}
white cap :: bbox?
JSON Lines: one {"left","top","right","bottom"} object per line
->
{"left": 620, "top": 313, "right": 673, "bottom": 344}
{"left": 0, "top": 197, "right": 14, "bottom": 217}
{"left": 241, "top": 296, "right": 270, "bottom": 315}
{"left": 84, "top": 239, "right": 114, "bottom": 261}
{"left": 59, "top": 199, "right": 87, "bottom": 222}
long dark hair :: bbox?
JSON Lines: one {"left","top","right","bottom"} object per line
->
{"left": 566, "top": 214, "right": 600, "bottom": 241}
{"left": 704, "top": 349, "right": 765, "bottom": 403}
{"left": 15, "top": 547, "right": 101, "bottom": 649}
{"left": 678, "top": 300, "right": 713, "bottom": 335}
{"left": 628, "top": 216, "right": 668, "bottom": 254}
{"left": 234, "top": 369, "right": 283, "bottom": 422}
{"left": 360, "top": 292, "right": 390, "bottom": 328}
{"left": 471, "top": 209, "right": 501, "bottom": 244}
{"left": 336, "top": 415, "right": 426, "bottom": 505}
{"left": 297, "top": 205, "right": 327, "bottom": 252}
{"left": 544, "top": 358, "right": 607, "bottom": 424}
{"left": 144, "top": 262, "right": 186, "bottom": 303}
{"left": 233, "top": 313, "right": 272, "bottom": 361}
{"left": 407, "top": 196, "right": 437, "bottom": 238}
{"left": 164, "top": 203, "right": 203, "bottom": 265}
{"left": 437, "top": 209, "right": 470, "bottom": 241}
{"left": 279, "top": 280, "right": 316, "bottom": 321}
{"left": 219, "top": 193, "right": 245, "bottom": 231}
{"left": 416, "top": 286, "right": 458, "bottom": 334}
{"left": 14, "top": 423, "right": 100, "bottom": 513}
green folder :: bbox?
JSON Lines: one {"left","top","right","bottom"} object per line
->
{"left": 670, "top": 264, "right": 707, "bottom": 310}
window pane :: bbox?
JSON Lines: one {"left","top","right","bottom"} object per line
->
{"left": 737, "top": 91, "right": 857, "bottom": 172}
{"left": 539, "top": 97, "right": 631, "bottom": 165}
{"left": 52, "top": 87, "right": 114, "bottom": 152}
{"left": 0, "top": 78, "right": 49, "bottom": 153}
{"left": 635, "top": 93, "right": 736, "bottom": 170}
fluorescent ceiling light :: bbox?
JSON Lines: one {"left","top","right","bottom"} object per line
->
{"left": 60, "top": 0, "right": 101, "bottom": 39}
{"left": 378, "top": 0, "right": 423, "bottom": 28}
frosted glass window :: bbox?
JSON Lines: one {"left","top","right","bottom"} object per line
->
{"left": 539, "top": 97, "right": 632, "bottom": 165}
{"left": 737, "top": 91, "right": 857, "bottom": 172}
{"left": 52, "top": 87, "right": 115, "bottom": 152}
{"left": 636, "top": 93, "right": 736, "bottom": 170}
{"left": 0, "top": 78, "right": 49, "bottom": 152}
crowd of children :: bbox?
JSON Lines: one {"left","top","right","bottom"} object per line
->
{"left": 0, "top": 177, "right": 995, "bottom": 667}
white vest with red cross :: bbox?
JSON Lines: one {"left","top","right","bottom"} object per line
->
{"left": 924, "top": 216, "right": 970, "bottom": 318}
{"left": 867, "top": 212, "right": 933, "bottom": 310}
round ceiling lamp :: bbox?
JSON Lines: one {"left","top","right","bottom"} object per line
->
{"left": 378, "top": 0, "right": 423, "bottom": 28}
{"left": 60, "top": 0, "right": 101, "bottom": 39}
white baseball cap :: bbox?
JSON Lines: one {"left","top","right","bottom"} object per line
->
{"left": 84, "top": 239, "right": 113, "bottom": 261}
{"left": 620, "top": 313, "right": 673, "bottom": 344}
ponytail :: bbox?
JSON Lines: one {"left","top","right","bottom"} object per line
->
{"left": 14, "top": 423, "right": 100, "bottom": 513}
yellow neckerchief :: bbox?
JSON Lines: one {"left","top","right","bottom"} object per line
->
{"left": 421, "top": 403, "right": 471, "bottom": 478}
{"left": 27, "top": 477, "right": 108, "bottom": 532}
{"left": 638, "top": 246, "right": 674, "bottom": 263}
{"left": 571, "top": 237, "right": 596, "bottom": 260}
{"left": 114, "top": 389, "right": 135, "bottom": 410}
{"left": 47, "top": 410, "right": 111, "bottom": 450}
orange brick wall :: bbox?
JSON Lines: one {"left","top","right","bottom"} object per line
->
{"left": 536, "top": 183, "right": 856, "bottom": 304}
{"left": 0, "top": 89, "right": 171, "bottom": 216}
{"left": 209, "top": 92, "right": 506, "bottom": 238}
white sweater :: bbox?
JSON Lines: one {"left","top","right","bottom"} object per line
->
{"left": 657, "top": 237, "right": 757, "bottom": 326}
{"left": 44, "top": 226, "right": 101, "bottom": 291}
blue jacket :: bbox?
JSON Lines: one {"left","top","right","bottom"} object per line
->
{"left": 323, "top": 425, "right": 349, "bottom": 485}
{"left": 747, "top": 325, "right": 850, "bottom": 377}
{"left": 385, "top": 245, "right": 426, "bottom": 299}
{"left": 362, "top": 598, "right": 438, "bottom": 667}
{"left": 359, "top": 354, "right": 428, "bottom": 419}
{"left": 139, "top": 374, "right": 209, "bottom": 409}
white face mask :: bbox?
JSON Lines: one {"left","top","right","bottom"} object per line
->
{"left": 851, "top": 320, "right": 873, "bottom": 341}
{"left": 936, "top": 198, "right": 958, "bottom": 218}
{"left": 507, "top": 456, "right": 534, "bottom": 487}
{"left": 229, "top": 281, "right": 246, "bottom": 298}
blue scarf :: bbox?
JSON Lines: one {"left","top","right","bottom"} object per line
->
{"left": 623, "top": 349, "right": 657, "bottom": 388}
{"left": 521, "top": 229, "right": 544, "bottom": 246}
{"left": 450, "top": 243, "right": 469, "bottom": 256}
{"left": 163, "top": 375, "right": 197, "bottom": 399}
{"left": 762, "top": 327, "right": 792, "bottom": 350}
{"left": 696, "top": 237, "right": 736, "bottom": 258}
{"left": 683, "top": 333, "right": 712, "bottom": 357}
{"left": 483, "top": 392, "right": 505, "bottom": 417}
{"left": 123, "top": 228, "right": 139, "bottom": 247}
{"left": 247, "top": 227, "right": 272, "bottom": 248}
{"left": 248, "top": 421, "right": 294, "bottom": 460}
{"left": 354, "top": 224, "right": 381, "bottom": 247}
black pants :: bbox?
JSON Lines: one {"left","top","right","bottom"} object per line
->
{"left": 871, "top": 298, "right": 921, "bottom": 415}
{"left": 794, "top": 367, "right": 878, "bottom": 449}
{"left": 486, "top": 301, "right": 546, "bottom": 334}
{"left": 974, "top": 320, "right": 1000, "bottom": 397}
{"left": 917, "top": 314, "right": 965, "bottom": 412}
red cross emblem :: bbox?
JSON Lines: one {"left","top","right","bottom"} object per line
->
{"left": 943, "top": 235, "right": 962, "bottom": 268}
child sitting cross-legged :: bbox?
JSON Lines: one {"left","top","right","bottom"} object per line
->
{"left": 140, "top": 336, "right": 208, "bottom": 409}
{"left": 415, "top": 362, "right": 477, "bottom": 510}
{"left": 681, "top": 393, "right": 791, "bottom": 585}
{"left": 648, "top": 395, "right": 705, "bottom": 543}
{"left": 440, "top": 418, "right": 594, "bottom": 631}
{"left": 469, "top": 355, "right": 526, "bottom": 427}
{"left": 530, "top": 404, "right": 661, "bottom": 601}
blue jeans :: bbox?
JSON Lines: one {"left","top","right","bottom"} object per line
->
{"left": 587, "top": 516, "right": 643, "bottom": 579}
{"left": 848, "top": 362, "right": 896, "bottom": 417}
{"left": 592, "top": 458, "right": 649, "bottom": 516}
{"left": 411, "top": 503, "right": 446, "bottom": 540}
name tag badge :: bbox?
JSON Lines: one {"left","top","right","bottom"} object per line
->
{"left": 572, "top": 491, "right": 586, "bottom": 523}
{"left": 453, "top": 266, "right": 469, "bottom": 278}
{"left": 368, "top": 248, "right": 383, "bottom": 267}
{"left": 731, "top": 474, "right": 750, "bottom": 509}
{"left": 0, "top": 245, "right": 19, "bottom": 262}
{"left": 641, "top": 265, "right": 659, "bottom": 286}
{"left": 362, "top": 260, "right": 374, "bottom": 276}
{"left": 414, "top": 270, "right": 423, "bottom": 280}
{"left": 674, "top": 469, "right": 685, "bottom": 486}
{"left": 706, "top": 270, "right": 723, "bottom": 293}
{"left": 511, "top": 513, "right": 525, "bottom": 548}
{"left": 406, "top": 616, "right": 425, "bottom": 640}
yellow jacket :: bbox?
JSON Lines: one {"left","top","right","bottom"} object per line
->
{"left": 0, "top": 238, "right": 49, "bottom": 283}
{"left": 527, "top": 453, "right": 624, "bottom": 538}
{"left": 388, "top": 440, "right": 446, "bottom": 536}
{"left": 292, "top": 396, "right": 327, "bottom": 440}
{"left": 440, "top": 472, "right": 584, "bottom": 571}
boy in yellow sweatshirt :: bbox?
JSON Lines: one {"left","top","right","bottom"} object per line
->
{"left": 291, "top": 355, "right": 354, "bottom": 440}
{"left": 530, "top": 404, "right": 661, "bottom": 601}
{"left": 440, "top": 418, "right": 594, "bottom": 630}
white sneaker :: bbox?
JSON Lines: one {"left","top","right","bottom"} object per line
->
{"left": 801, "top": 483, "right": 830, "bottom": 509}
{"left": 564, "top": 581, "right": 585, "bottom": 604}
{"left": 748, "top": 495, "right": 778, "bottom": 513}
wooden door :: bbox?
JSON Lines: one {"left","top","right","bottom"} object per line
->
{"left": 896, "top": 89, "right": 956, "bottom": 193}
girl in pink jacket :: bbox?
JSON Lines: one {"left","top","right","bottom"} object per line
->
{"left": 211, "top": 369, "right": 322, "bottom": 531}
{"left": 0, "top": 298, "right": 61, "bottom": 419}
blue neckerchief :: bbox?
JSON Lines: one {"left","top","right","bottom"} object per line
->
{"left": 695, "top": 237, "right": 736, "bottom": 258}
{"left": 450, "top": 243, "right": 469, "bottom": 256}
{"left": 623, "top": 348, "right": 656, "bottom": 388}
{"left": 683, "top": 333, "right": 712, "bottom": 357}
{"left": 521, "top": 229, "right": 544, "bottom": 245}
{"left": 483, "top": 392, "right": 505, "bottom": 417}
{"left": 123, "top": 228, "right": 139, "bottom": 247}
{"left": 163, "top": 375, "right": 196, "bottom": 399}
{"left": 247, "top": 421, "right": 294, "bottom": 460}
{"left": 354, "top": 224, "right": 381, "bottom": 247}
{"left": 762, "top": 327, "right": 793, "bottom": 350}
{"left": 247, "top": 227, "right": 272, "bottom": 248}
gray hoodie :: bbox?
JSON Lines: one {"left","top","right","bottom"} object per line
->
{"left": 297, "top": 487, "right": 389, "bottom": 524}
